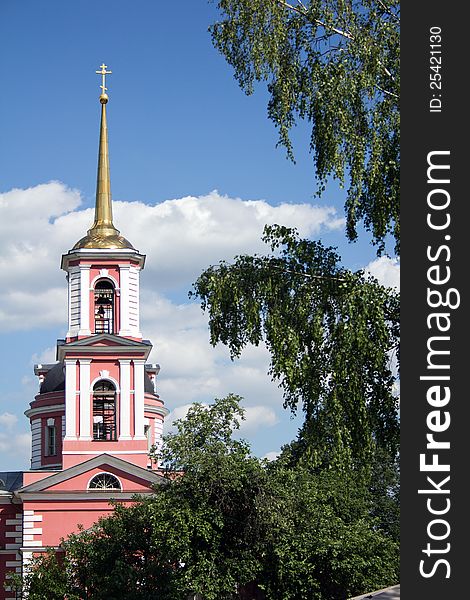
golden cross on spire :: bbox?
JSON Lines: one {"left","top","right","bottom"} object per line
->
{"left": 96, "top": 63, "right": 112, "bottom": 95}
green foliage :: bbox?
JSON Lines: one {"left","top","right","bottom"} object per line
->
{"left": 258, "top": 464, "right": 399, "bottom": 599}
{"left": 151, "top": 396, "right": 268, "bottom": 599}
{"left": 6, "top": 549, "right": 70, "bottom": 600}
{"left": 18, "top": 396, "right": 398, "bottom": 599}
{"left": 191, "top": 225, "right": 399, "bottom": 473}
{"left": 211, "top": 0, "right": 400, "bottom": 253}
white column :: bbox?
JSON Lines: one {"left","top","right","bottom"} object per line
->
{"left": 128, "top": 266, "right": 141, "bottom": 337}
{"left": 30, "top": 419, "right": 42, "bottom": 469}
{"left": 79, "top": 265, "right": 91, "bottom": 335}
{"left": 133, "top": 360, "right": 145, "bottom": 439}
{"left": 119, "top": 360, "right": 131, "bottom": 439}
{"left": 119, "top": 266, "right": 130, "bottom": 335}
{"left": 79, "top": 359, "right": 91, "bottom": 439}
{"left": 66, "top": 272, "right": 72, "bottom": 333}
{"left": 67, "top": 267, "right": 81, "bottom": 337}
{"left": 64, "top": 360, "right": 77, "bottom": 439}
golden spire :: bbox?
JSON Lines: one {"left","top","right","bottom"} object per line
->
{"left": 73, "top": 64, "right": 134, "bottom": 250}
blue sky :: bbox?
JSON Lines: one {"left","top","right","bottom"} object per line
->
{"left": 0, "top": 0, "right": 398, "bottom": 470}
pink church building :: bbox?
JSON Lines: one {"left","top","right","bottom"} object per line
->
{"left": 0, "top": 66, "right": 169, "bottom": 598}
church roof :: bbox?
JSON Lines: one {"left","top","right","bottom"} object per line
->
{"left": 39, "top": 361, "right": 65, "bottom": 393}
{"left": 0, "top": 471, "right": 23, "bottom": 493}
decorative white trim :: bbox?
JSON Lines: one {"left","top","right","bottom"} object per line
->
{"left": 23, "top": 528, "right": 43, "bottom": 535}
{"left": 67, "top": 267, "right": 81, "bottom": 335}
{"left": 23, "top": 515, "right": 42, "bottom": 522}
{"left": 31, "top": 418, "right": 42, "bottom": 468}
{"left": 25, "top": 404, "right": 65, "bottom": 419}
{"left": 64, "top": 359, "right": 77, "bottom": 439}
{"left": 128, "top": 266, "right": 140, "bottom": 335}
{"left": 79, "top": 359, "right": 92, "bottom": 439}
{"left": 90, "top": 374, "right": 120, "bottom": 392}
{"left": 119, "top": 265, "right": 131, "bottom": 334}
{"left": 62, "top": 450, "right": 149, "bottom": 455}
{"left": 89, "top": 272, "right": 119, "bottom": 290}
{"left": 144, "top": 405, "right": 170, "bottom": 418}
{"left": 23, "top": 540, "right": 43, "bottom": 547}
{"left": 79, "top": 265, "right": 91, "bottom": 334}
{"left": 87, "top": 471, "right": 123, "bottom": 491}
{"left": 19, "top": 492, "right": 153, "bottom": 501}
{"left": 134, "top": 360, "right": 145, "bottom": 438}
{"left": 119, "top": 360, "right": 131, "bottom": 439}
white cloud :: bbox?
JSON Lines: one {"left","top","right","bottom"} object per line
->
{"left": 262, "top": 451, "right": 280, "bottom": 462}
{"left": 165, "top": 403, "right": 205, "bottom": 431}
{"left": 163, "top": 402, "right": 278, "bottom": 438}
{"left": 0, "top": 183, "right": 345, "bottom": 332}
{"left": 240, "top": 406, "right": 279, "bottom": 432}
{"left": 0, "top": 287, "right": 67, "bottom": 332}
{"left": 115, "top": 191, "right": 343, "bottom": 292}
{"left": 0, "top": 182, "right": 81, "bottom": 289}
{"left": 0, "top": 431, "right": 31, "bottom": 466}
{"left": 365, "top": 256, "right": 400, "bottom": 290}
{"left": 31, "top": 347, "right": 57, "bottom": 366}
{"left": 0, "top": 412, "right": 31, "bottom": 469}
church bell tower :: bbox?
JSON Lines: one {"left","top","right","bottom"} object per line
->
{"left": 27, "top": 65, "right": 168, "bottom": 471}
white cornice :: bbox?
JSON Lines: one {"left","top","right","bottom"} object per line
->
{"left": 25, "top": 404, "right": 64, "bottom": 419}
{"left": 16, "top": 491, "right": 156, "bottom": 501}
{"left": 57, "top": 338, "right": 152, "bottom": 362}
{"left": 61, "top": 249, "right": 146, "bottom": 271}
{"left": 144, "top": 405, "right": 170, "bottom": 418}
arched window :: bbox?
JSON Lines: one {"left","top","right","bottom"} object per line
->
{"left": 92, "top": 380, "right": 117, "bottom": 441}
{"left": 94, "top": 280, "right": 115, "bottom": 334}
{"left": 88, "top": 472, "right": 121, "bottom": 490}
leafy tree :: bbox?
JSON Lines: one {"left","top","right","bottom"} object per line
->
{"left": 17, "top": 397, "right": 398, "bottom": 599}
{"left": 5, "top": 549, "right": 69, "bottom": 600}
{"left": 210, "top": 0, "right": 400, "bottom": 253}
{"left": 191, "top": 225, "right": 400, "bottom": 474}
{"left": 257, "top": 463, "right": 398, "bottom": 599}
{"left": 151, "top": 395, "right": 268, "bottom": 599}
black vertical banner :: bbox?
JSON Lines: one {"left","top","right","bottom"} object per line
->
{"left": 401, "top": 2, "right": 468, "bottom": 598}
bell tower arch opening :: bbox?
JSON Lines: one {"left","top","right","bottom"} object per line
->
{"left": 93, "top": 279, "right": 115, "bottom": 334}
{"left": 92, "top": 380, "right": 117, "bottom": 441}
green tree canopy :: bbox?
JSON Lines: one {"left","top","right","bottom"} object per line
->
{"left": 14, "top": 396, "right": 398, "bottom": 600}
{"left": 211, "top": 0, "right": 400, "bottom": 253}
{"left": 191, "top": 225, "right": 400, "bottom": 473}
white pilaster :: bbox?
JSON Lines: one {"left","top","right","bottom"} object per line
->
{"left": 133, "top": 360, "right": 145, "bottom": 439}
{"left": 119, "top": 265, "right": 130, "bottom": 335}
{"left": 67, "top": 267, "right": 81, "bottom": 336}
{"left": 119, "top": 360, "right": 131, "bottom": 439}
{"left": 78, "top": 264, "right": 91, "bottom": 335}
{"left": 128, "top": 265, "right": 141, "bottom": 337}
{"left": 30, "top": 418, "right": 42, "bottom": 469}
{"left": 67, "top": 272, "right": 72, "bottom": 331}
{"left": 154, "top": 418, "right": 164, "bottom": 453}
{"left": 79, "top": 359, "right": 92, "bottom": 439}
{"left": 64, "top": 359, "right": 77, "bottom": 439}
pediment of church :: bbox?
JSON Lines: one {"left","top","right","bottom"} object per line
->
{"left": 64, "top": 334, "right": 151, "bottom": 349}
{"left": 18, "top": 454, "right": 165, "bottom": 496}
{"left": 57, "top": 334, "right": 152, "bottom": 361}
